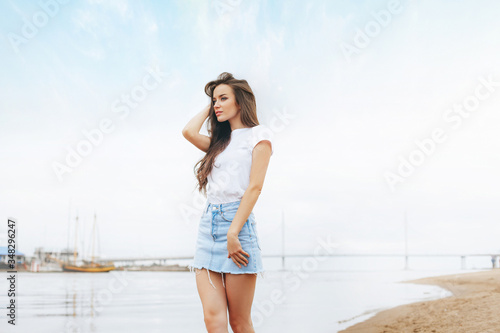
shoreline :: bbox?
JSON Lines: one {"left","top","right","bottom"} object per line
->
{"left": 339, "top": 269, "right": 500, "bottom": 332}
{"left": 0, "top": 264, "right": 190, "bottom": 273}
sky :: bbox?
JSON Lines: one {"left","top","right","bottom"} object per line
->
{"left": 1, "top": 0, "right": 500, "bottom": 261}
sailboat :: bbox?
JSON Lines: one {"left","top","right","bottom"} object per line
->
{"left": 62, "top": 212, "right": 116, "bottom": 273}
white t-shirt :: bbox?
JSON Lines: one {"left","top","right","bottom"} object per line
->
{"left": 206, "top": 124, "right": 274, "bottom": 204}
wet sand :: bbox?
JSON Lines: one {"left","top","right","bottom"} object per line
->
{"left": 340, "top": 269, "right": 500, "bottom": 333}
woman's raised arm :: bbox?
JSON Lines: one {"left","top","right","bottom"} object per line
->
{"left": 182, "top": 103, "right": 212, "bottom": 153}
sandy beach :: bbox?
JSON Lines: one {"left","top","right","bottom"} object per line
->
{"left": 340, "top": 269, "right": 500, "bottom": 333}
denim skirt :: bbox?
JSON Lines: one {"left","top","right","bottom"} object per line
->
{"left": 188, "top": 199, "right": 265, "bottom": 289}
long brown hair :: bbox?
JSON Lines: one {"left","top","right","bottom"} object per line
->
{"left": 194, "top": 72, "right": 260, "bottom": 196}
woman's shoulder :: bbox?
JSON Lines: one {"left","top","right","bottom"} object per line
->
{"left": 248, "top": 124, "right": 274, "bottom": 153}
{"left": 251, "top": 124, "right": 273, "bottom": 137}
{"left": 250, "top": 124, "right": 272, "bottom": 133}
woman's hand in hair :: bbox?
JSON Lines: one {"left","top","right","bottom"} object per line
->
{"left": 227, "top": 233, "right": 249, "bottom": 268}
{"left": 203, "top": 102, "right": 211, "bottom": 118}
{"left": 181, "top": 103, "right": 212, "bottom": 152}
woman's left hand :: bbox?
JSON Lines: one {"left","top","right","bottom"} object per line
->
{"left": 227, "top": 233, "right": 249, "bottom": 268}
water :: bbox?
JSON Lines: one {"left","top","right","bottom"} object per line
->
{"left": 0, "top": 257, "right": 490, "bottom": 333}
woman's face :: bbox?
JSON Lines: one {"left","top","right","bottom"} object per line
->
{"left": 212, "top": 84, "right": 240, "bottom": 123}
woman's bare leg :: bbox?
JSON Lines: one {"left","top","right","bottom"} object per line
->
{"left": 195, "top": 268, "right": 229, "bottom": 333}
{"left": 225, "top": 273, "right": 257, "bottom": 333}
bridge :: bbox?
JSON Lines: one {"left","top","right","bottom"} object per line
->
{"left": 97, "top": 253, "right": 500, "bottom": 270}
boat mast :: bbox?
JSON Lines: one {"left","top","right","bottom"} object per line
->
{"left": 67, "top": 197, "right": 71, "bottom": 262}
{"left": 91, "top": 212, "right": 96, "bottom": 265}
{"left": 73, "top": 214, "right": 78, "bottom": 265}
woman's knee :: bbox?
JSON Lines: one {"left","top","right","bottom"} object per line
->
{"left": 229, "top": 314, "right": 253, "bottom": 333}
{"left": 204, "top": 311, "right": 228, "bottom": 332}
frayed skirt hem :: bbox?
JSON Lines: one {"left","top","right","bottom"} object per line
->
{"left": 188, "top": 264, "right": 266, "bottom": 290}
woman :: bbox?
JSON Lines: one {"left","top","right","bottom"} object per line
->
{"left": 182, "top": 72, "right": 274, "bottom": 332}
